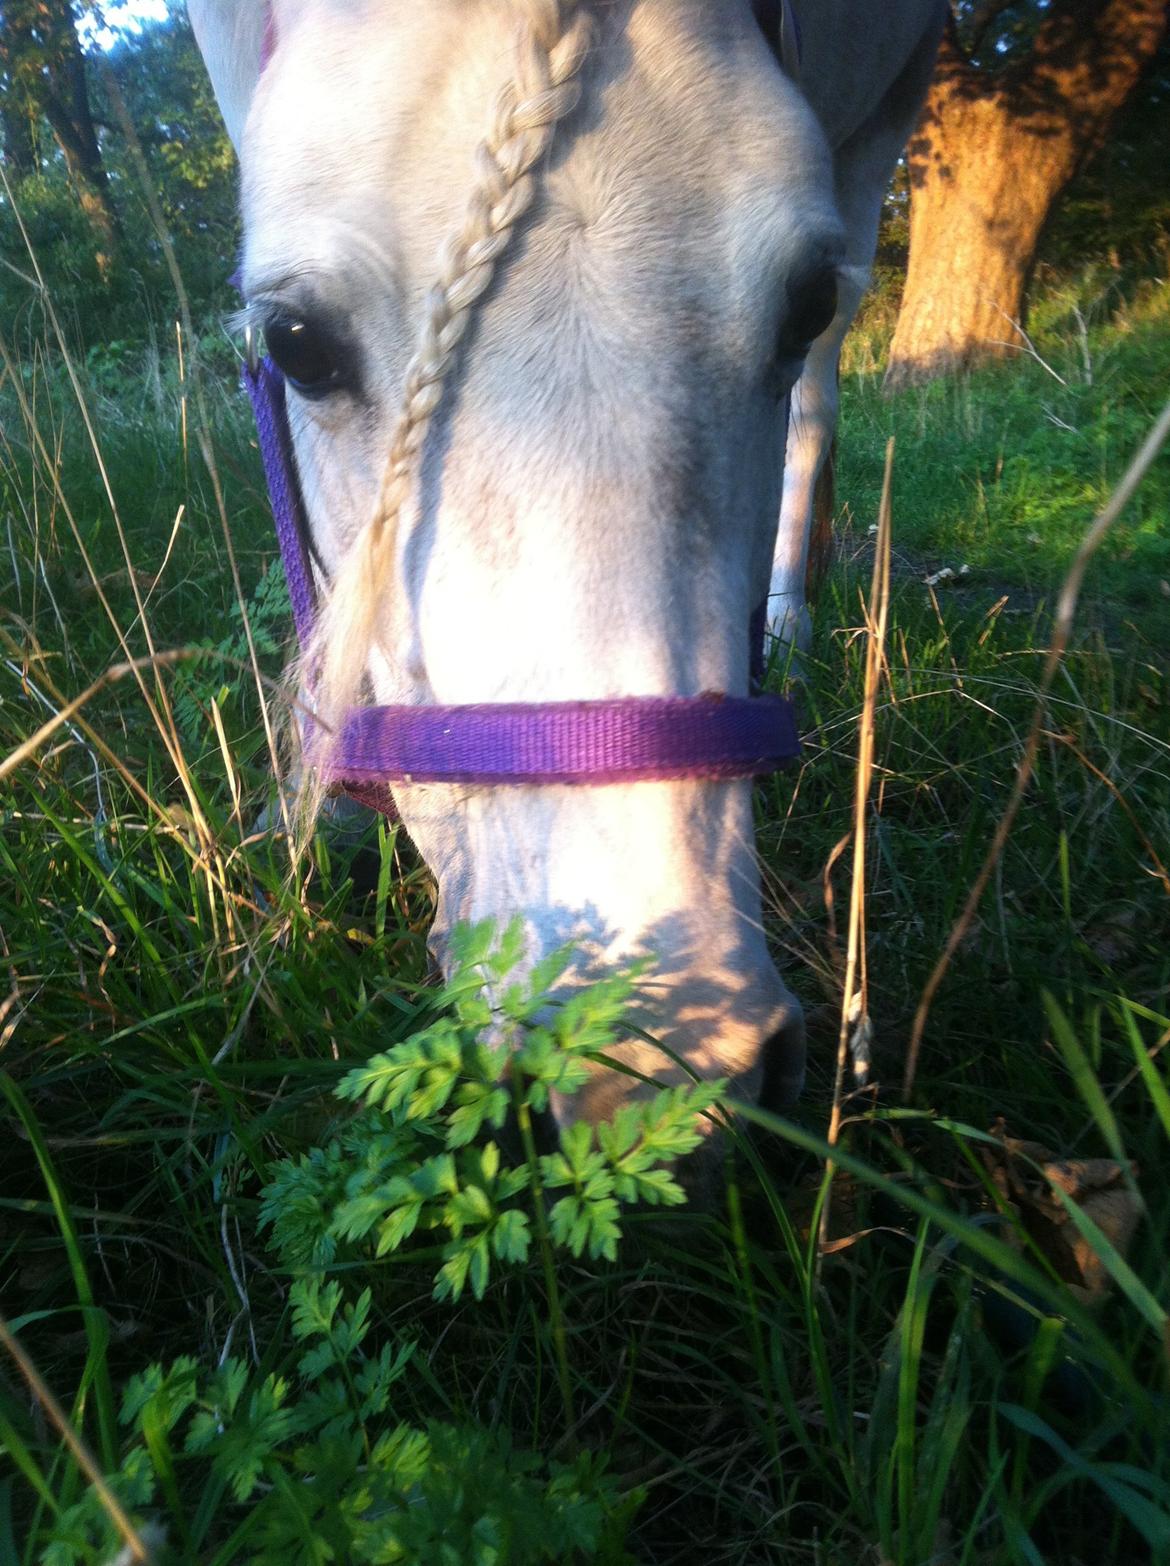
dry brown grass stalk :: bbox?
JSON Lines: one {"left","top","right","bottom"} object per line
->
{"left": 820, "top": 437, "right": 895, "bottom": 1256}
{"left": 0, "top": 1311, "right": 154, "bottom": 1563}
{"left": 0, "top": 646, "right": 189, "bottom": 788}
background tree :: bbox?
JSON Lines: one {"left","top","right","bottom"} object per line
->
{"left": 885, "top": 0, "right": 1170, "bottom": 388}
{"left": 1041, "top": 29, "right": 1170, "bottom": 271}
{"left": 0, "top": 0, "right": 122, "bottom": 271}
{"left": 99, "top": 11, "right": 238, "bottom": 310}
{"left": 0, "top": 3, "right": 236, "bottom": 345}
{"left": 0, "top": 81, "right": 38, "bottom": 181}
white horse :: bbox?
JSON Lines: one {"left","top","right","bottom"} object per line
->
{"left": 765, "top": 1, "right": 944, "bottom": 649}
{"left": 189, "top": 0, "right": 941, "bottom": 1125}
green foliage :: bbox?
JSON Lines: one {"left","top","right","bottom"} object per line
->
{"left": 171, "top": 556, "right": 292, "bottom": 742}
{"left": 1, "top": 8, "right": 238, "bottom": 346}
{"left": 37, "top": 927, "right": 661, "bottom": 1563}
{"left": 0, "top": 172, "right": 113, "bottom": 338}
{"left": 262, "top": 920, "right": 721, "bottom": 1300}
{"left": 839, "top": 276, "right": 1170, "bottom": 612}
{"left": 43, "top": 1273, "right": 624, "bottom": 1564}
{"left": 98, "top": 10, "right": 239, "bottom": 309}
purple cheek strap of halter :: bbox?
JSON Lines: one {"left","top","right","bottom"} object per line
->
{"left": 241, "top": 355, "right": 799, "bottom": 810}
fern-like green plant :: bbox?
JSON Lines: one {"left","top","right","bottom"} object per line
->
{"left": 261, "top": 918, "right": 724, "bottom": 1300}
{"left": 46, "top": 1274, "right": 628, "bottom": 1565}
{"left": 171, "top": 557, "right": 291, "bottom": 741}
{"left": 41, "top": 922, "right": 709, "bottom": 1562}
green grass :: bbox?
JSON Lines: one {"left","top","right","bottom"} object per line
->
{"left": 1, "top": 278, "right": 1168, "bottom": 1563}
{"left": 841, "top": 275, "right": 1170, "bottom": 615}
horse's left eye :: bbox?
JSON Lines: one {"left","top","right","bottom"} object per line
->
{"left": 264, "top": 313, "right": 351, "bottom": 397}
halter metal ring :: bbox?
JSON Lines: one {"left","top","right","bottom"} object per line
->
{"left": 244, "top": 321, "right": 260, "bottom": 375}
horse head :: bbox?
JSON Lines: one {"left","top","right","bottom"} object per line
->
{"left": 189, "top": 0, "right": 846, "bottom": 1123}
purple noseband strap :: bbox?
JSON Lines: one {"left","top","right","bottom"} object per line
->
{"left": 241, "top": 354, "right": 799, "bottom": 811}
{"left": 335, "top": 693, "right": 798, "bottom": 788}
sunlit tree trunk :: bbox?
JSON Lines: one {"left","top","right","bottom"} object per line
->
{"left": 0, "top": 0, "right": 123, "bottom": 275}
{"left": 41, "top": 44, "right": 123, "bottom": 274}
{"left": 886, "top": 0, "right": 1169, "bottom": 388}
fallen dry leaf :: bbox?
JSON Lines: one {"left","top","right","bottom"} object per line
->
{"left": 982, "top": 1120, "right": 1143, "bottom": 1305}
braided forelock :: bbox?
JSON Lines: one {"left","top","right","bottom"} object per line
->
{"left": 297, "top": 0, "right": 594, "bottom": 808}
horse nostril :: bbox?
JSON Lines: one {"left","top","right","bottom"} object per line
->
{"left": 780, "top": 266, "right": 840, "bottom": 361}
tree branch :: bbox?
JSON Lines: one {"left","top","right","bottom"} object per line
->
{"left": 1027, "top": 0, "right": 1169, "bottom": 121}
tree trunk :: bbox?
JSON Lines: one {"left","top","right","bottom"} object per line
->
{"left": 0, "top": 95, "right": 38, "bottom": 180}
{"left": 0, "top": 0, "right": 123, "bottom": 276}
{"left": 886, "top": 0, "right": 1169, "bottom": 388}
{"left": 43, "top": 45, "right": 123, "bottom": 274}
{"left": 887, "top": 66, "right": 1069, "bottom": 380}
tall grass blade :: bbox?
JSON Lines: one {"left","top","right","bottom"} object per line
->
{"left": 1042, "top": 992, "right": 1129, "bottom": 1169}
{"left": 998, "top": 1403, "right": 1170, "bottom": 1550}
{"left": 1119, "top": 1005, "right": 1170, "bottom": 1146}
{"left": 0, "top": 1078, "right": 118, "bottom": 1468}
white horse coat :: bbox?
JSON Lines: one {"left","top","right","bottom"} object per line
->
{"left": 189, "top": 0, "right": 941, "bottom": 1121}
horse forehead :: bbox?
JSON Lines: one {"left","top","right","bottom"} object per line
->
{"left": 247, "top": 0, "right": 807, "bottom": 225}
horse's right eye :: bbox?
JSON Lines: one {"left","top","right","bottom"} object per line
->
{"left": 778, "top": 268, "right": 839, "bottom": 362}
{"left": 264, "top": 313, "right": 352, "bottom": 398}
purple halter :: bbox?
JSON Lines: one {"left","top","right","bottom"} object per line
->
{"left": 240, "top": 6, "right": 801, "bottom": 815}
{"left": 242, "top": 358, "right": 801, "bottom": 814}
{"left": 242, "top": 359, "right": 799, "bottom": 815}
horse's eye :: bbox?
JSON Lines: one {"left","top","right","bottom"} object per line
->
{"left": 779, "top": 268, "right": 839, "bottom": 362}
{"left": 264, "top": 313, "right": 351, "bottom": 397}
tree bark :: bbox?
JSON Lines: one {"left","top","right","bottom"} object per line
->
{"left": 886, "top": 0, "right": 1169, "bottom": 388}
{"left": 0, "top": 94, "right": 38, "bottom": 179}
{"left": 44, "top": 34, "right": 123, "bottom": 272}
{"left": 0, "top": 0, "right": 123, "bottom": 274}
